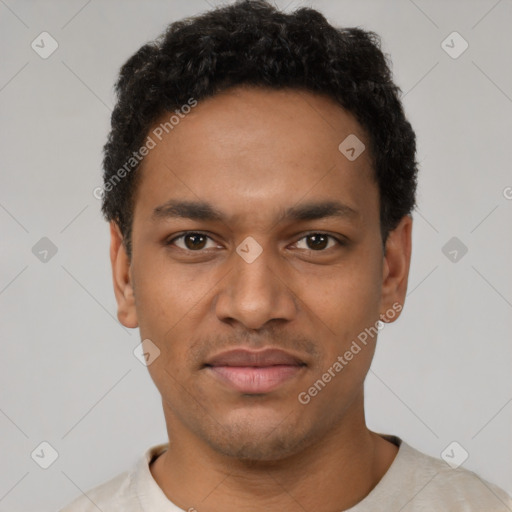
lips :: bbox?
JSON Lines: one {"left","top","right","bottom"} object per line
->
{"left": 205, "top": 348, "right": 305, "bottom": 367}
{"left": 204, "top": 348, "right": 306, "bottom": 394}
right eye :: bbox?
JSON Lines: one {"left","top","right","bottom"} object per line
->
{"left": 166, "top": 232, "right": 220, "bottom": 252}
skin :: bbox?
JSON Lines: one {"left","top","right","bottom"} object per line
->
{"left": 110, "top": 86, "right": 412, "bottom": 511}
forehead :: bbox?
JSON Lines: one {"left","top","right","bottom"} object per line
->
{"left": 132, "top": 86, "right": 377, "bottom": 229}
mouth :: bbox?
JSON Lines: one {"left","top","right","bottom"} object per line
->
{"left": 203, "top": 348, "right": 307, "bottom": 394}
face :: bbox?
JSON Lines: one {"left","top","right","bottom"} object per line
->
{"left": 110, "top": 86, "right": 411, "bottom": 462}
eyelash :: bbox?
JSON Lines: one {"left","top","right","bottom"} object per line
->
{"left": 165, "top": 231, "right": 346, "bottom": 253}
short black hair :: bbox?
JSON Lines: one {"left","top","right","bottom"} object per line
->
{"left": 101, "top": 0, "right": 418, "bottom": 257}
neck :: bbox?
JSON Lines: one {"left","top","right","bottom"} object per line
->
{"left": 150, "top": 396, "right": 398, "bottom": 511}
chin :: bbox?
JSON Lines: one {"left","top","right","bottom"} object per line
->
{"left": 211, "top": 433, "right": 302, "bottom": 462}
{"left": 198, "top": 412, "right": 315, "bottom": 462}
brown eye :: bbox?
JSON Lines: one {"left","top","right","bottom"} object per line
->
{"left": 169, "top": 232, "right": 216, "bottom": 251}
{"left": 184, "top": 233, "right": 207, "bottom": 250}
{"left": 307, "top": 234, "right": 328, "bottom": 250}
{"left": 295, "top": 233, "right": 341, "bottom": 251}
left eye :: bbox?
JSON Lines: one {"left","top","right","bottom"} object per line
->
{"left": 294, "top": 233, "right": 340, "bottom": 251}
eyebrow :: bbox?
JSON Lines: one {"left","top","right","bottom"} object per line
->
{"left": 152, "top": 199, "right": 359, "bottom": 223}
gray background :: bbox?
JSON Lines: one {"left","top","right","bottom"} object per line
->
{"left": 1, "top": 0, "right": 511, "bottom": 510}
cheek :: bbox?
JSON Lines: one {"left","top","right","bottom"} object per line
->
{"left": 302, "top": 249, "right": 382, "bottom": 340}
{"left": 131, "top": 251, "right": 221, "bottom": 393}
{"left": 298, "top": 262, "right": 381, "bottom": 408}
{"left": 131, "top": 248, "right": 205, "bottom": 337}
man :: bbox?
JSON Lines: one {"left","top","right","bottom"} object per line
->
{"left": 61, "top": 1, "right": 512, "bottom": 510}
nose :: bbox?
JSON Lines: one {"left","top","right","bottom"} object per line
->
{"left": 214, "top": 240, "right": 297, "bottom": 331}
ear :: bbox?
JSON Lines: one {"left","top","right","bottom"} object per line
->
{"left": 109, "top": 221, "right": 138, "bottom": 328}
{"left": 379, "top": 215, "right": 412, "bottom": 323}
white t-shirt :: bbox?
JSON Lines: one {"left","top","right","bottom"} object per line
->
{"left": 59, "top": 435, "right": 512, "bottom": 511}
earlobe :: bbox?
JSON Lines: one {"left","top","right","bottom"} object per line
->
{"left": 379, "top": 215, "right": 412, "bottom": 323}
{"left": 109, "top": 222, "right": 138, "bottom": 328}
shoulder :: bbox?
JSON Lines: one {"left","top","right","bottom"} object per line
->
{"left": 58, "top": 442, "right": 170, "bottom": 511}
{"left": 59, "top": 468, "right": 137, "bottom": 512}
{"left": 397, "top": 441, "right": 512, "bottom": 510}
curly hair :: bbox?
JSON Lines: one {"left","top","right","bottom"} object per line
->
{"left": 102, "top": 0, "right": 417, "bottom": 257}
